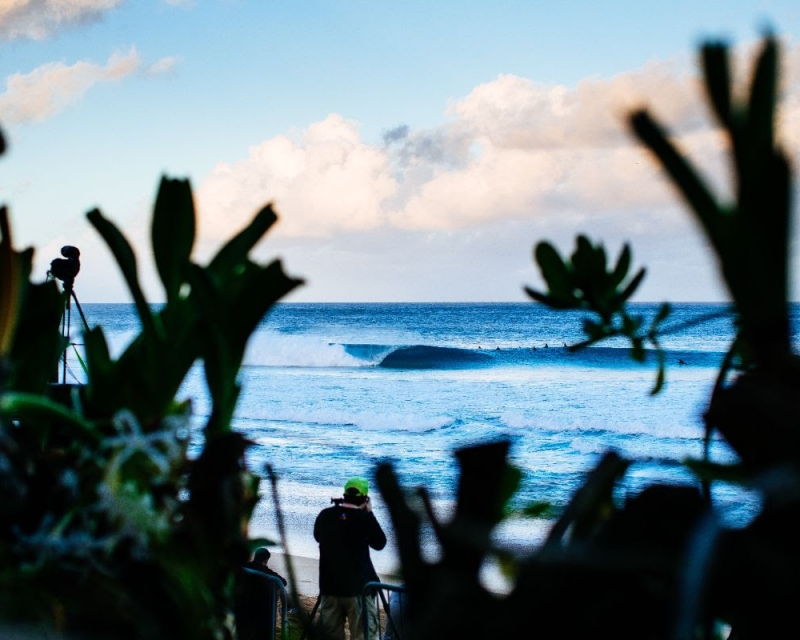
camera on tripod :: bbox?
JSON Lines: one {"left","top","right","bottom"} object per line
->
{"left": 49, "top": 245, "right": 81, "bottom": 289}
{"left": 47, "top": 245, "right": 89, "bottom": 386}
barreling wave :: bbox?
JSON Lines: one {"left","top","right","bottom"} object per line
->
{"left": 370, "top": 345, "right": 493, "bottom": 369}
{"left": 243, "top": 333, "right": 727, "bottom": 371}
{"left": 368, "top": 344, "right": 726, "bottom": 371}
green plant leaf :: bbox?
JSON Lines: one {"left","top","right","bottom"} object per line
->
{"left": 683, "top": 458, "right": 749, "bottom": 484}
{"left": 0, "top": 391, "right": 99, "bottom": 443}
{"left": 534, "top": 242, "right": 573, "bottom": 302}
{"left": 630, "top": 337, "right": 645, "bottom": 362}
{"left": 571, "top": 235, "right": 596, "bottom": 281}
{"left": 582, "top": 318, "right": 608, "bottom": 341}
{"left": 10, "top": 276, "right": 64, "bottom": 392}
{"left": 701, "top": 42, "right": 732, "bottom": 127}
{"left": 498, "top": 464, "right": 523, "bottom": 514}
{"left": 521, "top": 501, "right": 556, "bottom": 518}
{"left": 630, "top": 111, "right": 729, "bottom": 261}
{"left": 746, "top": 35, "right": 777, "bottom": 157}
{"left": 186, "top": 264, "right": 240, "bottom": 433}
{"left": 70, "top": 342, "right": 88, "bottom": 376}
{"left": 654, "top": 301, "right": 671, "bottom": 326}
{"left": 614, "top": 267, "right": 646, "bottom": 304}
{"left": 208, "top": 203, "right": 278, "bottom": 278}
{"left": 650, "top": 355, "right": 666, "bottom": 395}
{"left": 0, "top": 206, "right": 21, "bottom": 355}
{"left": 525, "top": 287, "right": 576, "bottom": 309}
{"left": 87, "top": 208, "right": 160, "bottom": 342}
{"left": 545, "top": 450, "right": 630, "bottom": 547}
{"left": 609, "top": 243, "right": 632, "bottom": 290}
{"left": 152, "top": 177, "right": 195, "bottom": 304}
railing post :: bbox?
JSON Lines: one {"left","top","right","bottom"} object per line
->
{"left": 361, "top": 582, "right": 407, "bottom": 640}
{"left": 240, "top": 568, "right": 289, "bottom": 640}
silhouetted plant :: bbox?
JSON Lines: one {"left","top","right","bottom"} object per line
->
{"left": 0, "top": 128, "right": 302, "bottom": 639}
{"left": 526, "top": 234, "right": 672, "bottom": 393}
{"left": 2, "top": 30, "right": 797, "bottom": 640}
{"left": 377, "top": 33, "right": 797, "bottom": 640}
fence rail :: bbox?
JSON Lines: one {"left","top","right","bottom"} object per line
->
{"left": 361, "top": 582, "right": 408, "bottom": 640}
{"left": 299, "top": 583, "right": 408, "bottom": 640}
{"left": 238, "top": 568, "right": 289, "bottom": 640}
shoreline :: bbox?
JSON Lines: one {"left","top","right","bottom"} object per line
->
{"left": 268, "top": 552, "right": 403, "bottom": 596}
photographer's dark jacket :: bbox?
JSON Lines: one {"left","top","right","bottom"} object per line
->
{"left": 314, "top": 504, "right": 387, "bottom": 596}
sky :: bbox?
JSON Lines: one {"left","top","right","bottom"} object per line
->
{"left": 1, "top": 1, "right": 799, "bottom": 303}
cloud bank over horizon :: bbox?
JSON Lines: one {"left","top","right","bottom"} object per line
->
{"left": 195, "top": 41, "right": 800, "bottom": 249}
{"left": 3, "top": 8, "right": 799, "bottom": 303}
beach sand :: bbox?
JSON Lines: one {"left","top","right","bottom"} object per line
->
{"left": 269, "top": 552, "right": 402, "bottom": 596}
{"left": 269, "top": 552, "right": 403, "bottom": 638}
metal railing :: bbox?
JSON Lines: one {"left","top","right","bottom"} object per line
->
{"left": 361, "top": 582, "right": 408, "bottom": 640}
{"left": 239, "top": 568, "right": 290, "bottom": 640}
{"left": 300, "top": 583, "right": 408, "bottom": 640}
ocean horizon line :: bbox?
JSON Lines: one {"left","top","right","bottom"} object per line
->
{"left": 77, "top": 300, "right": 745, "bottom": 306}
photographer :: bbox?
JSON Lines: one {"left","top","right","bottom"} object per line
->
{"left": 313, "top": 477, "right": 386, "bottom": 640}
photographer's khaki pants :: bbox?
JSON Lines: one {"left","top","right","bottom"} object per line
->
{"left": 317, "top": 594, "right": 379, "bottom": 640}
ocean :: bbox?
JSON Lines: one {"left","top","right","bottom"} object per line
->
{"left": 65, "top": 302, "right": 795, "bottom": 585}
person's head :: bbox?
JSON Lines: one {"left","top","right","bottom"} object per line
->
{"left": 343, "top": 477, "right": 369, "bottom": 506}
{"left": 253, "top": 547, "right": 271, "bottom": 565}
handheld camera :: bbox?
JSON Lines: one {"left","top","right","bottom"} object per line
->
{"left": 331, "top": 495, "right": 369, "bottom": 507}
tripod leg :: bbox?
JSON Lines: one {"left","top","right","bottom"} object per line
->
{"left": 71, "top": 289, "right": 90, "bottom": 333}
{"left": 61, "top": 293, "right": 71, "bottom": 385}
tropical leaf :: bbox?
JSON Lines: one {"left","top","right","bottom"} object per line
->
{"left": 0, "top": 206, "right": 21, "bottom": 355}
{"left": 534, "top": 242, "right": 574, "bottom": 304}
{"left": 701, "top": 42, "right": 732, "bottom": 127}
{"left": 208, "top": 203, "right": 278, "bottom": 277}
{"left": 152, "top": 177, "right": 195, "bottom": 304}
{"left": 87, "top": 209, "right": 161, "bottom": 343}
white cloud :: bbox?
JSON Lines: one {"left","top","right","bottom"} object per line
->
{"left": 0, "top": 0, "right": 123, "bottom": 41}
{"left": 147, "top": 56, "right": 178, "bottom": 75}
{"left": 197, "top": 114, "right": 397, "bottom": 240}
{"left": 445, "top": 60, "right": 703, "bottom": 152}
{"left": 195, "top": 40, "right": 800, "bottom": 243}
{"left": 0, "top": 47, "right": 140, "bottom": 124}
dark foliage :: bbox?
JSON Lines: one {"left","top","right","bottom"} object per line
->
{"left": 376, "top": 34, "right": 798, "bottom": 640}
{"left": 0, "top": 141, "right": 302, "bottom": 638}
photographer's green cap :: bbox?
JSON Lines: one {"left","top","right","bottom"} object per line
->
{"left": 344, "top": 477, "right": 369, "bottom": 497}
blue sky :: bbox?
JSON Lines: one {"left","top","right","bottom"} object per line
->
{"left": 1, "top": 1, "right": 799, "bottom": 303}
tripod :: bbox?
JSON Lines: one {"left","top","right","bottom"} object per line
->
{"left": 58, "top": 280, "right": 90, "bottom": 384}
{"left": 48, "top": 245, "right": 89, "bottom": 385}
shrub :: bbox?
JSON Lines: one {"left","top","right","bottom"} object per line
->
{"left": 0, "top": 127, "right": 302, "bottom": 639}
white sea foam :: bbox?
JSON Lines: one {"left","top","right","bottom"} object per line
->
{"left": 238, "top": 404, "right": 451, "bottom": 433}
{"left": 569, "top": 438, "right": 606, "bottom": 454}
{"left": 351, "top": 412, "right": 452, "bottom": 432}
{"left": 499, "top": 412, "right": 708, "bottom": 440}
{"left": 243, "top": 333, "right": 367, "bottom": 368}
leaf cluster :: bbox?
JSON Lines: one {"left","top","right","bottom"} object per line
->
{"left": 631, "top": 36, "right": 790, "bottom": 369}
{"left": 527, "top": 235, "right": 671, "bottom": 393}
